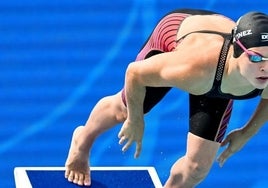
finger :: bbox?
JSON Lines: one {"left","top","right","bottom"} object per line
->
{"left": 119, "top": 136, "right": 127, "bottom": 145}
{"left": 217, "top": 155, "right": 225, "bottom": 167}
{"left": 217, "top": 148, "right": 232, "bottom": 167}
{"left": 118, "top": 129, "right": 124, "bottom": 139}
{"left": 220, "top": 137, "right": 230, "bottom": 146}
{"left": 122, "top": 140, "right": 133, "bottom": 152}
{"left": 219, "top": 157, "right": 227, "bottom": 167}
{"left": 134, "top": 141, "right": 142, "bottom": 158}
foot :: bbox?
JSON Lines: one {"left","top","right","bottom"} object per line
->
{"left": 65, "top": 126, "right": 91, "bottom": 186}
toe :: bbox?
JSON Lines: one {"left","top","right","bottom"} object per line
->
{"left": 77, "top": 173, "right": 84, "bottom": 186}
{"left": 84, "top": 173, "right": 91, "bottom": 186}
{"left": 67, "top": 171, "right": 74, "bottom": 182}
{"left": 73, "top": 173, "right": 79, "bottom": 184}
{"left": 65, "top": 169, "right": 70, "bottom": 178}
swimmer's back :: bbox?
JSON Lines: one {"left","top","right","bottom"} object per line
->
{"left": 176, "top": 12, "right": 235, "bottom": 41}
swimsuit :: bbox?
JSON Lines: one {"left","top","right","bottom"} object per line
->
{"left": 121, "top": 9, "right": 263, "bottom": 142}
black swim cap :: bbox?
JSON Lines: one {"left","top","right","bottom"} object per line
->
{"left": 233, "top": 11, "right": 268, "bottom": 58}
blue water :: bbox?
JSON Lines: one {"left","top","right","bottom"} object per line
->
{"left": 1, "top": 1, "right": 268, "bottom": 187}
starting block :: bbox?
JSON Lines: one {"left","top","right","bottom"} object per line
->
{"left": 14, "top": 167, "right": 163, "bottom": 188}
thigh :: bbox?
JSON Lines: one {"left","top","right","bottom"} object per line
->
{"left": 189, "top": 94, "right": 233, "bottom": 143}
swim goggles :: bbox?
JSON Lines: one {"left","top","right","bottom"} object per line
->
{"left": 235, "top": 39, "right": 268, "bottom": 63}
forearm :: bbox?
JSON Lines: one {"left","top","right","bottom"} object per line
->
{"left": 124, "top": 63, "right": 146, "bottom": 122}
{"left": 242, "top": 99, "right": 268, "bottom": 137}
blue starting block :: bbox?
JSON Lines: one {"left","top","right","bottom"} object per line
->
{"left": 14, "top": 167, "right": 163, "bottom": 188}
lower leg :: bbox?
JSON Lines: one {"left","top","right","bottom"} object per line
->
{"left": 65, "top": 92, "right": 127, "bottom": 186}
{"left": 74, "top": 93, "right": 127, "bottom": 152}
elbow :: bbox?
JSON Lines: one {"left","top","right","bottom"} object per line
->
{"left": 126, "top": 62, "right": 138, "bottom": 83}
{"left": 125, "top": 62, "right": 147, "bottom": 89}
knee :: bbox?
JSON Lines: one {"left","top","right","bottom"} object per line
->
{"left": 113, "top": 94, "right": 127, "bottom": 122}
{"left": 99, "top": 95, "right": 127, "bottom": 122}
{"left": 115, "top": 106, "right": 127, "bottom": 122}
{"left": 170, "top": 157, "right": 212, "bottom": 184}
{"left": 187, "top": 161, "right": 210, "bottom": 183}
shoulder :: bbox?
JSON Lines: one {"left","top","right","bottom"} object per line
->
{"left": 166, "top": 41, "right": 220, "bottom": 94}
{"left": 174, "top": 31, "right": 224, "bottom": 68}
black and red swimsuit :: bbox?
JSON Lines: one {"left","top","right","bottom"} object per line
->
{"left": 121, "top": 9, "right": 263, "bottom": 142}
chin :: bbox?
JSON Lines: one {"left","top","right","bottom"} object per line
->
{"left": 246, "top": 77, "right": 267, "bottom": 89}
{"left": 252, "top": 81, "right": 268, "bottom": 89}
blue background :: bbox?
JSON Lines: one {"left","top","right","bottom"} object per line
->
{"left": 1, "top": 0, "right": 268, "bottom": 187}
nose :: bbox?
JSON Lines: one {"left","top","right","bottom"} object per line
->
{"left": 260, "top": 63, "right": 268, "bottom": 72}
{"left": 260, "top": 61, "right": 268, "bottom": 72}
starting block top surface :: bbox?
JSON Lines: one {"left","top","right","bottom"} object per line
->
{"left": 14, "top": 166, "right": 163, "bottom": 188}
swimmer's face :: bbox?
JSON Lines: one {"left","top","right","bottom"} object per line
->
{"left": 238, "top": 46, "right": 268, "bottom": 89}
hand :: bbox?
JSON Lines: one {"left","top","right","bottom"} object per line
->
{"left": 118, "top": 118, "right": 144, "bottom": 158}
{"left": 217, "top": 128, "right": 250, "bottom": 167}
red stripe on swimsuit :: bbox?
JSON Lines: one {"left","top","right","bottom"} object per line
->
{"left": 215, "top": 100, "right": 233, "bottom": 142}
{"left": 135, "top": 13, "right": 190, "bottom": 61}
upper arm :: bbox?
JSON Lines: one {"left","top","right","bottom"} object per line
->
{"left": 126, "top": 48, "right": 214, "bottom": 94}
{"left": 127, "top": 51, "right": 188, "bottom": 86}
